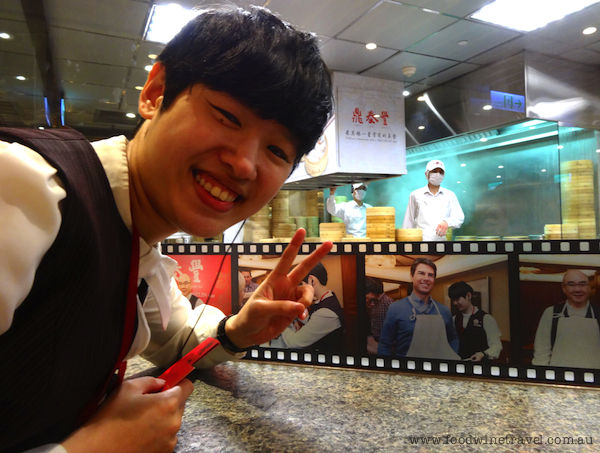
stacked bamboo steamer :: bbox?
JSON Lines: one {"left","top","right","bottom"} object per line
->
{"left": 395, "top": 228, "right": 423, "bottom": 242}
{"left": 331, "top": 196, "right": 347, "bottom": 223}
{"left": 306, "top": 216, "right": 320, "bottom": 238}
{"left": 367, "top": 207, "right": 396, "bottom": 242}
{"left": 249, "top": 203, "right": 271, "bottom": 242}
{"left": 544, "top": 223, "right": 579, "bottom": 240}
{"left": 271, "top": 191, "right": 297, "bottom": 239}
{"left": 560, "top": 160, "right": 596, "bottom": 239}
{"left": 319, "top": 222, "right": 346, "bottom": 241}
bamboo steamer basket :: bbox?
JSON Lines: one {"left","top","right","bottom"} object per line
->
{"left": 545, "top": 223, "right": 579, "bottom": 239}
{"left": 560, "top": 160, "right": 596, "bottom": 239}
{"left": 319, "top": 222, "right": 346, "bottom": 241}
{"left": 306, "top": 216, "right": 320, "bottom": 238}
{"left": 367, "top": 207, "right": 396, "bottom": 241}
{"left": 395, "top": 228, "right": 423, "bottom": 242}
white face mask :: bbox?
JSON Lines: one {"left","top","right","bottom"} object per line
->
{"left": 428, "top": 173, "right": 444, "bottom": 186}
{"left": 354, "top": 189, "right": 366, "bottom": 201}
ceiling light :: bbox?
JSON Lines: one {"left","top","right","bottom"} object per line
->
{"left": 417, "top": 96, "right": 425, "bottom": 101}
{"left": 497, "top": 175, "right": 502, "bottom": 178}
{"left": 402, "top": 66, "right": 417, "bottom": 77}
{"left": 461, "top": 163, "right": 466, "bottom": 167}
{"left": 0, "top": 32, "right": 11, "bottom": 39}
{"left": 38, "top": 126, "right": 44, "bottom": 130}
{"left": 471, "top": 0, "right": 600, "bottom": 32}
{"left": 483, "top": 105, "right": 492, "bottom": 110}
{"left": 422, "top": 8, "right": 440, "bottom": 14}
{"left": 126, "top": 113, "right": 136, "bottom": 118}
{"left": 480, "top": 137, "right": 488, "bottom": 142}
{"left": 583, "top": 27, "right": 597, "bottom": 34}
{"left": 15, "top": 76, "right": 26, "bottom": 81}
{"left": 457, "top": 181, "right": 461, "bottom": 184}
{"left": 418, "top": 126, "right": 425, "bottom": 130}
{"left": 458, "top": 40, "right": 468, "bottom": 46}
{"left": 144, "top": 65, "right": 153, "bottom": 72}
{"left": 557, "top": 145, "right": 564, "bottom": 149}
{"left": 135, "top": 86, "right": 143, "bottom": 90}
{"left": 499, "top": 165, "right": 504, "bottom": 168}
{"left": 596, "top": 149, "right": 600, "bottom": 153}
{"left": 402, "top": 90, "right": 410, "bottom": 96}
{"left": 144, "top": 4, "right": 200, "bottom": 44}
{"left": 148, "top": 53, "right": 158, "bottom": 59}
{"left": 541, "top": 169, "right": 547, "bottom": 172}
{"left": 366, "top": 43, "right": 377, "bottom": 50}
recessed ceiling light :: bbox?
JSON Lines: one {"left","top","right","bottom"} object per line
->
{"left": 148, "top": 53, "right": 158, "bottom": 59}
{"left": 144, "top": 65, "right": 153, "bottom": 72}
{"left": 541, "top": 169, "right": 547, "bottom": 172}
{"left": 498, "top": 165, "right": 504, "bottom": 168}
{"left": 402, "top": 90, "right": 410, "bottom": 96}
{"left": 557, "top": 145, "right": 564, "bottom": 149}
{"left": 483, "top": 105, "right": 492, "bottom": 110}
{"left": 144, "top": 4, "right": 200, "bottom": 44}
{"left": 135, "top": 86, "right": 143, "bottom": 90}
{"left": 15, "top": 75, "right": 26, "bottom": 81}
{"left": 471, "top": 0, "right": 600, "bottom": 32}
{"left": 366, "top": 43, "right": 377, "bottom": 50}
{"left": 496, "top": 175, "right": 502, "bottom": 178}
{"left": 418, "top": 125, "right": 425, "bottom": 130}
{"left": 457, "top": 181, "right": 461, "bottom": 184}
{"left": 461, "top": 163, "right": 466, "bottom": 167}
{"left": 417, "top": 96, "right": 425, "bottom": 101}
{"left": 38, "top": 126, "right": 45, "bottom": 130}
{"left": 126, "top": 113, "right": 136, "bottom": 118}
{"left": 458, "top": 40, "right": 468, "bottom": 46}
{"left": 480, "top": 137, "right": 488, "bottom": 142}
{"left": 596, "top": 149, "right": 600, "bottom": 153}
{"left": 422, "top": 8, "right": 440, "bottom": 14}
{"left": 583, "top": 27, "right": 597, "bottom": 34}
{"left": 0, "top": 32, "right": 11, "bottom": 39}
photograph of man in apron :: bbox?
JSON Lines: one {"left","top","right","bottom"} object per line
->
{"left": 533, "top": 269, "right": 600, "bottom": 368}
{"left": 378, "top": 258, "right": 460, "bottom": 360}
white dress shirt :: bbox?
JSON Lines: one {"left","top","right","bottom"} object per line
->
{"left": 326, "top": 196, "right": 371, "bottom": 237}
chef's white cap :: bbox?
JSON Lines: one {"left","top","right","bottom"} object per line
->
{"left": 425, "top": 159, "right": 445, "bottom": 172}
{"left": 352, "top": 182, "right": 369, "bottom": 189}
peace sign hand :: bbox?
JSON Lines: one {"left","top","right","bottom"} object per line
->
{"left": 224, "top": 229, "right": 333, "bottom": 350}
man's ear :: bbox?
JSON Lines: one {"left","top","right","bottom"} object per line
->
{"left": 138, "top": 63, "right": 166, "bottom": 120}
{"left": 467, "top": 292, "right": 472, "bottom": 301}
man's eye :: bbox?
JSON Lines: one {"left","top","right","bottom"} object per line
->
{"left": 210, "top": 103, "right": 241, "bottom": 126}
{"left": 268, "top": 145, "right": 290, "bottom": 163}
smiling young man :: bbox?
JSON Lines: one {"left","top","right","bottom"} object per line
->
{"left": 378, "top": 258, "right": 459, "bottom": 359}
{"left": 532, "top": 269, "right": 600, "bottom": 368}
{"left": 0, "top": 6, "right": 332, "bottom": 453}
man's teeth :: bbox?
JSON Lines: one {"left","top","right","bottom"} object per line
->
{"left": 197, "top": 176, "right": 237, "bottom": 202}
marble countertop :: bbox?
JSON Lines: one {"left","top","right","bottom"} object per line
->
{"left": 126, "top": 356, "right": 600, "bottom": 452}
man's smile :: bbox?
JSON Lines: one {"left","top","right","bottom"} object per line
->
{"left": 194, "top": 170, "right": 240, "bottom": 203}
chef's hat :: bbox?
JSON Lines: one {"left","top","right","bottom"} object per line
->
{"left": 425, "top": 159, "right": 445, "bottom": 173}
{"left": 352, "top": 182, "right": 370, "bottom": 190}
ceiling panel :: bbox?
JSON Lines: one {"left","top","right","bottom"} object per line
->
{"left": 400, "top": 0, "right": 494, "bottom": 17}
{"left": 407, "top": 20, "right": 521, "bottom": 61}
{"left": 529, "top": 3, "right": 600, "bottom": 42}
{"left": 59, "top": 60, "right": 129, "bottom": 87}
{"left": 45, "top": 0, "right": 150, "bottom": 38}
{"left": 338, "top": 2, "right": 457, "bottom": 50}
{"left": 320, "top": 39, "right": 398, "bottom": 73}
{"left": 0, "top": 19, "right": 35, "bottom": 55}
{"left": 362, "top": 51, "right": 458, "bottom": 82}
{"left": 0, "top": 52, "right": 39, "bottom": 78}
{"left": 50, "top": 28, "right": 138, "bottom": 67}
{"left": 266, "top": 0, "right": 380, "bottom": 37}
{"left": 419, "top": 62, "right": 481, "bottom": 86}
{"left": 403, "top": 83, "right": 431, "bottom": 96}
{"left": 0, "top": 0, "right": 26, "bottom": 21}
{"left": 558, "top": 48, "right": 600, "bottom": 65}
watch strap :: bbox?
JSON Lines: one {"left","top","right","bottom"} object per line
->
{"left": 217, "top": 314, "right": 251, "bottom": 353}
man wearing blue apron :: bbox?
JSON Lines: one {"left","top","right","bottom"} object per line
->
{"left": 533, "top": 269, "right": 600, "bottom": 368}
{"left": 378, "top": 258, "right": 460, "bottom": 360}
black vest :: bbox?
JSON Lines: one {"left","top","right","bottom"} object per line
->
{"left": 455, "top": 309, "right": 489, "bottom": 360}
{"left": 307, "top": 292, "right": 344, "bottom": 352}
{"left": 0, "top": 127, "right": 133, "bottom": 452}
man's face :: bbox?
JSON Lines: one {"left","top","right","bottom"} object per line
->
{"left": 366, "top": 292, "right": 378, "bottom": 312}
{"left": 429, "top": 168, "right": 445, "bottom": 176}
{"left": 132, "top": 66, "right": 297, "bottom": 239}
{"left": 411, "top": 263, "right": 435, "bottom": 297}
{"left": 177, "top": 274, "right": 192, "bottom": 297}
{"left": 242, "top": 271, "right": 252, "bottom": 285}
{"left": 562, "top": 270, "right": 591, "bottom": 308}
{"left": 452, "top": 295, "right": 472, "bottom": 314}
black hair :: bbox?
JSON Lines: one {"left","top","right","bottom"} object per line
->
{"left": 365, "top": 277, "right": 383, "bottom": 295}
{"left": 448, "top": 281, "right": 473, "bottom": 301}
{"left": 410, "top": 258, "right": 437, "bottom": 278}
{"left": 302, "top": 262, "right": 328, "bottom": 286}
{"left": 157, "top": 6, "right": 333, "bottom": 169}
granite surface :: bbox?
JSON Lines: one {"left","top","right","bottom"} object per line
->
{"left": 126, "top": 356, "right": 600, "bottom": 452}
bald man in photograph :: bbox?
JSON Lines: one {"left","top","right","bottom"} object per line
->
{"left": 533, "top": 270, "right": 600, "bottom": 368}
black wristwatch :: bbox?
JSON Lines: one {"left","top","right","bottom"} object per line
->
{"left": 217, "top": 314, "right": 251, "bottom": 353}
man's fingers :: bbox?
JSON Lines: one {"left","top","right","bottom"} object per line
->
{"left": 287, "top": 240, "right": 333, "bottom": 286}
{"left": 270, "top": 228, "right": 306, "bottom": 276}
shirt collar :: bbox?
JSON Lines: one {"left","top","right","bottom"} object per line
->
{"left": 408, "top": 291, "right": 434, "bottom": 313}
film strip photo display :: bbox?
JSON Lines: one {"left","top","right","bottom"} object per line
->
{"left": 163, "top": 239, "right": 600, "bottom": 387}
